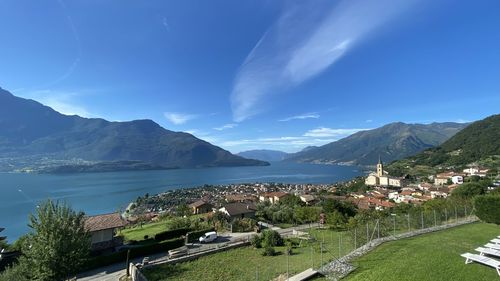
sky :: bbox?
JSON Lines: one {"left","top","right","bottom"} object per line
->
{"left": 0, "top": 0, "right": 499, "bottom": 153}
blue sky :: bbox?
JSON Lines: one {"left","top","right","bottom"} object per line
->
{"left": 1, "top": 0, "right": 499, "bottom": 153}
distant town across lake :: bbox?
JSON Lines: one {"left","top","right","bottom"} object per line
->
{"left": 0, "top": 162, "right": 363, "bottom": 241}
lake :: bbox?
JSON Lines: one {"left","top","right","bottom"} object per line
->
{"left": 0, "top": 162, "right": 363, "bottom": 241}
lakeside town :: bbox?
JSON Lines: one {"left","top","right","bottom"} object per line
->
{"left": 125, "top": 159, "right": 497, "bottom": 222}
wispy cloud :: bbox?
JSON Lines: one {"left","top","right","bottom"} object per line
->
{"left": 163, "top": 112, "right": 198, "bottom": 125}
{"left": 366, "top": 119, "right": 373, "bottom": 123}
{"left": 214, "top": 123, "right": 238, "bottom": 131}
{"left": 14, "top": 89, "right": 92, "bottom": 117}
{"left": 279, "top": 112, "right": 320, "bottom": 122}
{"left": 231, "top": 0, "right": 420, "bottom": 122}
{"left": 303, "top": 127, "right": 367, "bottom": 138}
{"left": 161, "top": 16, "right": 170, "bottom": 32}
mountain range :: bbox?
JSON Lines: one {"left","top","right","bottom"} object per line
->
{"left": 237, "top": 150, "right": 290, "bottom": 162}
{"left": 286, "top": 122, "right": 468, "bottom": 166}
{"left": 0, "top": 87, "right": 268, "bottom": 172}
{"left": 388, "top": 114, "right": 500, "bottom": 173}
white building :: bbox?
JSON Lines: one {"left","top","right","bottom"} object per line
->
{"left": 365, "top": 157, "right": 404, "bottom": 188}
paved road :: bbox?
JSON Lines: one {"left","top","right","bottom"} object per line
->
{"left": 77, "top": 224, "right": 317, "bottom": 281}
{"left": 76, "top": 231, "right": 254, "bottom": 281}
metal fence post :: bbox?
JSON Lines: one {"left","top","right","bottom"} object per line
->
{"left": 339, "top": 232, "right": 342, "bottom": 257}
{"left": 287, "top": 251, "right": 289, "bottom": 280}
{"left": 421, "top": 211, "right": 424, "bottom": 229}
{"left": 434, "top": 210, "right": 437, "bottom": 227}
{"left": 455, "top": 206, "right": 458, "bottom": 223}
{"left": 311, "top": 246, "right": 314, "bottom": 269}
{"left": 377, "top": 219, "right": 380, "bottom": 239}
{"left": 445, "top": 208, "right": 448, "bottom": 225}
{"left": 366, "top": 222, "right": 369, "bottom": 243}
{"left": 256, "top": 266, "right": 258, "bottom": 281}
{"left": 407, "top": 213, "right": 410, "bottom": 232}
{"left": 393, "top": 215, "right": 396, "bottom": 236}
{"left": 464, "top": 205, "right": 467, "bottom": 221}
{"left": 320, "top": 242, "right": 323, "bottom": 270}
{"left": 354, "top": 228, "right": 357, "bottom": 249}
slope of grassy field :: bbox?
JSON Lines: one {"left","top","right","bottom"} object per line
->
{"left": 143, "top": 228, "right": 349, "bottom": 281}
{"left": 345, "top": 222, "right": 500, "bottom": 281}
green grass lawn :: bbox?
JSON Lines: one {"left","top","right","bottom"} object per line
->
{"left": 120, "top": 221, "right": 169, "bottom": 241}
{"left": 143, "top": 228, "right": 348, "bottom": 281}
{"left": 345, "top": 222, "right": 500, "bottom": 281}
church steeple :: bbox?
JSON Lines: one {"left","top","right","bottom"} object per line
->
{"left": 376, "top": 155, "right": 383, "bottom": 177}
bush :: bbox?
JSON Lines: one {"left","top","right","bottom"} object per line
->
{"left": 250, "top": 235, "right": 262, "bottom": 248}
{"left": 186, "top": 228, "right": 215, "bottom": 243}
{"left": 232, "top": 218, "right": 256, "bottom": 232}
{"left": 83, "top": 237, "right": 184, "bottom": 271}
{"left": 154, "top": 228, "right": 191, "bottom": 242}
{"left": 262, "top": 246, "right": 276, "bottom": 256}
{"left": 261, "top": 230, "right": 283, "bottom": 248}
{"left": 144, "top": 235, "right": 149, "bottom": 240}
{"left": 474, "top": 194, "right": 500, "bottom": 224}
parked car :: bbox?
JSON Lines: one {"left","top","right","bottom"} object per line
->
{"left": 199, "top": 231, "right": 217, "bottom": 243}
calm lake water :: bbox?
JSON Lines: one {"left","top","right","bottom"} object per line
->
{"left": 0, "top": 162, "right": 362, "bottom": 241}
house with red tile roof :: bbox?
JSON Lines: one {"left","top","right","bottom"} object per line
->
{"left": 85, "top": 213, "right": 127, "bottom": 252}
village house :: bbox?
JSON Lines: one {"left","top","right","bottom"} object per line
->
{"left": 299, "top": 194, "right": 316, "bottom": 205}
{"left": 225, "top": 194, "right": 257, "bottom": 203}
{"left": 218, "top": 202, "right": 257, "bottom": 220}
{"left": 259, "top": 192, "right": 290, "bottom": 204}
{"left": 85, "top": 213, "right": 127, "bottom": 252}
{"left": 463, "top": 167, "right": 489, "bottom": 177}
{"left": 189, "top": 200, "right": 214, "bottom": 214}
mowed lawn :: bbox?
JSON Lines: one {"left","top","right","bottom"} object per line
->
{"left": 120, "top": 221, "right": 169, "bottom": 241}
{"left": 345, "top": 222, "right": 500, "bottom": 281}
{"left": 144, "top": 229, "right": 346, "bottom": 281}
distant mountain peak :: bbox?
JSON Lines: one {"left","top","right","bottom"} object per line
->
{"left": 0, "top": 88, "right": 269, "bottom": 172}
{"left": 286, "top": 121, "right": 468, "bottom": 166}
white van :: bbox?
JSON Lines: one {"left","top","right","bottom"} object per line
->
{"left": 199, "top": 231, "right": 217, "bottom": 243}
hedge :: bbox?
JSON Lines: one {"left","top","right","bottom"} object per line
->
{"left": 474, "top": 194, "right": 500, "bottom": 225}
{"left": 154, "top": 228, "right": 192, "bottom": 242}
{"left": 186, "top": 228, "right": 215, "bottom": 243}
{"left": 83, "top": 237, "right": 185, "bottom": 270}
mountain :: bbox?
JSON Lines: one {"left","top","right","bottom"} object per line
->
{"left": 237, "top": 150, "right": 289, "bottom": 162}
{"left": 286, "top": 122, "right": 468, "bottom": 166}
{"left": 0, "top": 87, "right": 268, "bottom": 172}
{"left": 388, "top": 114, "right": 500, "bottom": 171}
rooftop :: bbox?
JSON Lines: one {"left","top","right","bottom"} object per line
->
{"left": 85, "top": 213, "right": 127, "bottom": 232}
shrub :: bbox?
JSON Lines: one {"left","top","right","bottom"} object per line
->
{"left": 144, "top": 235, "right": 149, "bottom": 240}
{"left": 83, "top": 237, "right": 184, "bottom": 271}
{"left": 250, "top": 235, "right": 262, "bottom": 248}
{"left": 232, "top": 218, "right": 256, "bottom": 232}
{"left": 262, "top": 246, "right": 276, "bottom": 256}
{"left": 154, "top": 228, "right": 191, "bottom": 242}
{"left": 261, "top": 230, "right": 283, "bottom": 248}
{"left": 474, "top": 194, "right": 500, "bottom": 225}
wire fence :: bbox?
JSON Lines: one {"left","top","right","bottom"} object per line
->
{"left": 253, "top": 204, "right": 475, "bottom": 281}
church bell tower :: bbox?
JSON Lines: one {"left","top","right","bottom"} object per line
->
{"left": 376, "top": 155, "right": 383, "bottom": 177}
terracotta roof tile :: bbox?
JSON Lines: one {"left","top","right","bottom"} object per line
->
{"left": 85, "top": 213, "right": 127, "bottom": 232}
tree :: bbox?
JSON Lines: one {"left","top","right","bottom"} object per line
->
{"left": 474, "top": 194, "right": 500, "bottom": 225}
{"left": 176, "top": 203, "right": 191, "bottom": 217}
{"left": 451, "top": 182, "right": 485, "bottom": 199}
{"left": 13, "top": 200, "right": 90, "bottom": 281}
{"left": 261, "top": 230, "right": 284, "bottom": 247}
{"left": 278, "top": 195, "right": 303, "bottom": 207}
